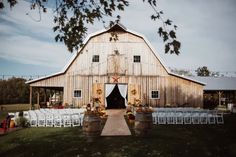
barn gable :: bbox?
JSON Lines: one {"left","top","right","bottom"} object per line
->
{"left": 27, "top": 23, "right": 203, "bottom": 85}
{"left": 66, "top": 26, "right": 168, "bottom": 76}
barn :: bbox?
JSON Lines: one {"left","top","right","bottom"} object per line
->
{"left": 191, "top": 76, "right": 236, "bottom": 109}
{"left": 26, "top": 23, "right": 205, "bottom": 109}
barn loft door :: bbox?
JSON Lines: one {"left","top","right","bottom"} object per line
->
{"left": 92, "top": 83, "right": 104, "bottom": 108}
{"left": 128, "top": 84, "right": 141, "bottom": 106}
{"left": 107, "top": 54, "right": 126, "bottom": 75}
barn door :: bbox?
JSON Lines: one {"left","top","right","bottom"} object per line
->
{"left": 128, "top": 84, "right": 141, "bottom": 106}
{"left": 92, "top": 83, "right": 104, "bottom": 108}
{"left": 107, "top": 54, "right": 126, "bottom": 75}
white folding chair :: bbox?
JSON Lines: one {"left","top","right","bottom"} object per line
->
{"left": 152, "top": 112, "right": 157, "bottom": 124}
{"left": 183, "top": 111, "right": 192, "bottom": 124}
{"left": 79, "top": 113, "right": 85, "bottom": 126}
{"left": 63, "top": 114, "right": 71, "bottom": 127}
{"left": 208, "top": 110, "right": 216, "bottom": 124}
{"left": 216, "top": 111, "right": 224, "bottom": 124}
{"left": 46, "top": 114, "right": 54, "bottom": 127}
{"left": 71, "top": 114, "right": 80, "bottom": 127}
{"left": 29, "top": 111, "right": 37, "bottom": 127}
{"left": 191, "top": 111, "right": 200, "bottom": 124}
{"left": 175, "top": 111, "right": 184, "bottom": 124}
{"left": 166, "top": 111, "right": 176, "bottom": 124}
{"left": 157, "top": 111, "right": 167, "bottom": 124}
{"left": 37, "top": 113, "right": 46, "bottom": 127}
{"left": 54, "top": 114, "right": 62, "bottom": 127}
{"left": 199, "top": 110, "right": 208, "bottom": 124}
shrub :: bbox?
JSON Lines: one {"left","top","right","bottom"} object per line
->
{"left": 19, "top": 111, "right": 23, "bottom": 117}
{"left": 16, "top": 117, "right": 29, "bottom": 128}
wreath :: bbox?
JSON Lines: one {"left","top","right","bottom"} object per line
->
{"left": 96, "top": 89, "right": 102, "bottom": 95}
{"left": 131, "top": 89, "right": 137, "bottom": 95}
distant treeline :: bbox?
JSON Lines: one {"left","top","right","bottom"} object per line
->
{"left": 0, "top": 77, "right": 29, "bottom": 104}
{"left": 0, "top": 75, "right": 46, "bottom": 80}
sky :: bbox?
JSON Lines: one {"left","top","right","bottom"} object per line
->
{"left": 0, "top": 0, "right": 236, "bottom": 78}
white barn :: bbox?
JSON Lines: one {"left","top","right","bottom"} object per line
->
{"left": 27, "top": 24, "right": 204, "bottom": 109}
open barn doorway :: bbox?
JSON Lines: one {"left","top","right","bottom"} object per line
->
{"left": 105, "top": 84, "right": 127, "bottom": 109}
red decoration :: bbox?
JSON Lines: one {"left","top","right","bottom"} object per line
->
{"left": 112, "top": 76, "right": 120, "bottom": 83}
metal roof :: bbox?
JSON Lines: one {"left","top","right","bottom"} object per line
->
{"left": 190, "top": 77, "right": 236, "bottom": 90}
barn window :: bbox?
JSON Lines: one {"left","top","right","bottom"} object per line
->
{"left": 133, "top": 55, "right": 141, "bottom": 62}
{"left": 74, "top": 90, "right": 82, "bottom": 98}
{"left": 150, "top": 90, "right": 159, "bottom": 99}
{"left": 92, "top": 55, "right": 99, "bottom": 62}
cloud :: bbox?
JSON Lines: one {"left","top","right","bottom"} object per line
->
{"left": 0, "top": 35, "right": 71, "bottom": 67}
{"left": 0, "top": 0, "right": 71, "bottom": 69}
{"left": 0, "top": 0, "right": 236, "bottom": 76}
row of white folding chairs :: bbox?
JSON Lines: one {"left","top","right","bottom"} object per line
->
{"left": 22, "top": 109, "right": 85, "bottom": 127}
{"left": 29, "top": 112, "right": 84, "bottom": 127}
{"left": 153, "top": 107, "right": 205, "bottom": 113}
{"left": 152, "top": 109, "right": 224, "bottom": 125}
{"left": 39, "top": 108, "right": 86, "bottom": 115}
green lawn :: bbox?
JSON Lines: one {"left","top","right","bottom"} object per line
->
{"left": 0, "top": 111, "right": 8, "bottom": 122}
{"left": 0, "top": 114, "right": 236, "bottom": 157}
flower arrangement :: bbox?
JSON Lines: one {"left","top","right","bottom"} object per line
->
{"left": 126, "top": 106, "right": 135, "bottom": 122}
{"left": 136, "top": 105, "right": 153, "bottom": 113}
{"left": 85, "top": 103, "right": 107, "bottom": 118}
{"left": 128, "top": 98, "right": 141, "bottom": 108}
{"left": 96, "top": 89, "right": 102, "bottom": 95}
{"left": 131, "top": 89, "right": 137, "bottom": 95}
{"left": 93, "top": 97, "right": 101, "bottom": 103}
{"left": 98, "top": 107, "right": 107, "bottom": 118}
{"left": 127, "top": 112, "right": 135, "bottom": 121}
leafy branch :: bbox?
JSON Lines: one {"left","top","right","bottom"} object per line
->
{"left": 146, "top": 0, "right": 181, "bottom": 55}
{"left": 1, "top": 0, "right": 181, "bottom": 55}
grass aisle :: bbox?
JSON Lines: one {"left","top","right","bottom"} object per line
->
{"left": 0, "top": 114, "right": 236, "bottom": 157}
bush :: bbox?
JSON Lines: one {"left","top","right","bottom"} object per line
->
{"left": 19, "top": 111, "right": 23, "bottom": 117}
{"left": 16, "top": 117, "right": 29, "bottom": 128}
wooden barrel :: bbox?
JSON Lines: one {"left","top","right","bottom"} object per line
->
{"left": 134, "top": 112, "right": 153, "bottom": 136}
{"left": 82, "top": 113, "right": 101, "bottom": 138}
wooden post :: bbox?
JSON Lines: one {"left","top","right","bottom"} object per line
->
{"left": 218, "top": 91, "right": 222, "bottom": 106}
{"left": 49, "top": 89, "right": 52, "bottom": 106}
{"left": 37, "top": 90, "right": 40, "bottom": 108}
{"left": 44, "top": 88, "right": 47, "bottom": 104}
{"left": 30, "top": 86, "right": 33, "bottom": 109}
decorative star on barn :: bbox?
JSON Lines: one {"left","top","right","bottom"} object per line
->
{"left": 112, "top": 76, "right": 120, "bottom": 83}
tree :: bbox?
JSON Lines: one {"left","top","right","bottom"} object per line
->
{"left": 0, "top": 0, "right": 181, "bottom": 54}
{"left": 0, "top": 77, "right": 29, "bottom": 104}
{"left": 195, "top": 66, "right": 211, "bottom": 76}
{"left": 211, "top": 71, "right": 220, "bottom": 77}
{"left": 0, "top": 77, "right": 50, "bottom": 105}
{"left": 170, "top": 68, "right": 193, "bottom": 77}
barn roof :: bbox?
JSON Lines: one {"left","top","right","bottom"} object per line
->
{"left": 190, "top": 76, "right": 236, "bottom": 90}
{"left": 26, "top": 23, "right": 204, "bottom": 85}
